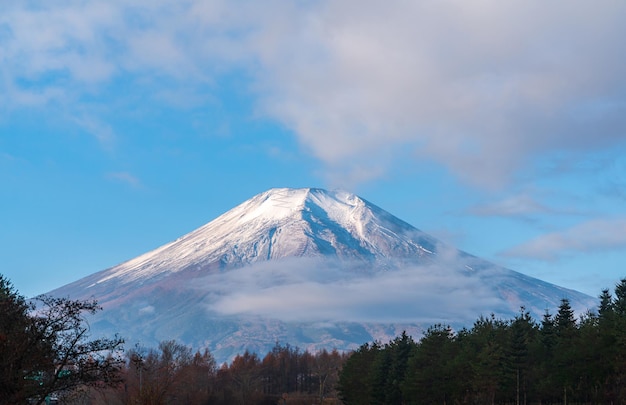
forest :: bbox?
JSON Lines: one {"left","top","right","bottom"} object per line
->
{"left": 0, "top": 273, "right": 346, "bottom": 404}
{"left": 3, "top": 274, "right": 626, "bottom": 404}
{"left": 93, "top": 341, "right": 346, "bottom": 404}
{"left": 338, "top": 279, "right": 626, "bottom": 405}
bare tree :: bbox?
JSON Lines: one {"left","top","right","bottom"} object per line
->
{"left": 0, "top": 275, "right": 124, "bottom": 405}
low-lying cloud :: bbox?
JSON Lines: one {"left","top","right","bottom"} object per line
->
{"left": 191, "top": 256, "right": 504, "bottom": 324}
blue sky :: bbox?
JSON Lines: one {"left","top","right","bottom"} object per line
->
{"left": 1, "top": 1, "right": 626, "bottom": 299}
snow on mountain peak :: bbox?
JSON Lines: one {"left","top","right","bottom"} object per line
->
{"left": 244, "top": 188, "right": 363, "bottom": 222}
{"left": 208, "top": 187, "right": 435, "bottom": 262}
{"left": 88, "top": 187, "right": 435, "bottom": 287}
{"left": 49, "top": 187, "right": 598, "bottom": 363}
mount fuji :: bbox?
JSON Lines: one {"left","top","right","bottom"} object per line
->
{"left": 48, "top": 188, "right": 596, "bottom": 362}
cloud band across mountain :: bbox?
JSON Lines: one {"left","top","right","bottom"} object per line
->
{"left": 199, "top": 257, "right": 501, "bottom": 324}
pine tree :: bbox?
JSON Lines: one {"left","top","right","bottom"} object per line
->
{"left": 553, "top": 298, "right": 579, "bottom": 404}
{"left": 599, "top": 288, "right": 614, "bottom": 316}
{"left": 386, "top": 331, "right": 415, "bottom": 404}
{"left": 370, "top": 343, "right": 393, "bottom": 405}
{"left": 508, "top": 308, "right": 537, "bottom": 405}
{"left": 403, "top": 324, "right": 456, "bottom": 405}
{"left": 614, "top": 278, "right": 626, "bottom": 316}
{"left": 337, "top": 342, "right": 380, "bottom": 405}
{"left": 467, "top": 314, "right": 508, "bottom": 405}
{"left": 612, "top": 279, "right": 626, "bottom": 402}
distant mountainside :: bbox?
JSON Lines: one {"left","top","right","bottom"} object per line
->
{"left": 49, "top": 188, "right": 597, "bottom": 363}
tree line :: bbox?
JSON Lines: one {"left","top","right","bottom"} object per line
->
{"left": 4, "top": 272, "right": 626, "bottom": 404}
{"left": 94, "top": 341, "right": 346, "bottom": 404}
{"left": 337, "top": 279, "right": 626, "bottom": 405}
{"left": 1, "top": 272, "right": 346, "bottom": 404}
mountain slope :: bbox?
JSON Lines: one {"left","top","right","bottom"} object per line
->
{"left": 75, "top": 188, "right": 437, "bottom": 287}
{"left": 49, "top": 188, "right": 597, "bottom": 362}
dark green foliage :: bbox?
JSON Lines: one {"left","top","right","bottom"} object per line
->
{"left": 599, "top": 288, "right": 614, "bottom": 316}
{"left": 402, "top": 324, "right": 457, "bottom": 405}
{"left": 337, "top": 279, "right": 626, "bottom": 404}
{"left": 507, "top": 308, "right": 537, "bottom": 405}
{"left": 555, "top": 298, "right": 576, "bottom": 336}
{"left": 552, "top": 298, "right": 579, "bottom": 402}
{"left": 371, "top": 331, "right": 415, "bottom": 404}
{"left": 337, "top": 342, "right": 379, "bottom": 404}
{"left": 615, "top": 278, "right": 626, "bottom": 316}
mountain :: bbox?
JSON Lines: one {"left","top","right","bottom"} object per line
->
{"left": 48, "top": 188, "right": 597, "bottom": 363}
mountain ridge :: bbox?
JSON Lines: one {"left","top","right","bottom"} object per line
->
{"left": 69, "top": 187, "right": 439, "bottom": 289}
{"left": 48, "top": 187, "right": 597, "bottom": 363}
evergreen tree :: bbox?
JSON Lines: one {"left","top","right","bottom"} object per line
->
{"left": 508, "top": 308, "right": 537, "bottom": 405}
{"left": 553, "top": 298, "right": 579, "bottom": 404}
{"left": 385, "top": 331, "right": 415, "bottom": 404}
{"left": 599, "top": 288, "right": 614, "bottom": 316}
{"left": 370, "top": 342, "right": 393, "bottom": 404}
{"left": 337, "top": 342, "right": 380, "bottom": 405}
{"left": 555, "top": 298, "right": 576, "bottom": 336}
{"left": 576, "top": 310, "right": 602, "bottom": 403}
{"left": 467, "top": 314, "right": 508, "bottom": 404}
{"left": 594, "top": 288, "right": 618, "bottom": 402}
{"left": 612, "top": 279, "right": 626, "bottom": 402}
{"left": 614, "top": 278, "right": 626, "bottom": 316}
{"left": 335, "top": 280, "right": 626, "bottom": 405}
{"left": 402, "top": 324, "right": 456, "bottom": 405}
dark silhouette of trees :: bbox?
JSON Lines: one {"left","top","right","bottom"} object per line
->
{"left": 370, "top": 331, "right": 414, "bottom": 404}
{"left": 0, "top": 275, "right": 50, "bottom": 403}
{"left": 402, "top": 324, "right": 457, "bottom": 405}
{"left": 337, "top": 342, "right": 379, "bottom": 404}
{"left": 11, "top": 271, "right": 626, "bottom": 405}
{"left": 0, "top": 275, "right": 124, "bottom": 405}
{"left": 338, "top": 278, "right": 626, "bottom": 404}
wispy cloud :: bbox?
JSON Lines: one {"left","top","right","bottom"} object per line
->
{"left": 105, "top": 171, "right": 142, "bottom": 188}
{"left": 468, "top": 193, "right": 553, "bottom": 218}
{"left": 73, "top": 116, "right": 116, "bottom": 149}
{"left": 2, "top": 1, "right": 626, "bottom": 187}
{"left": 501, "top": 218, "right": 626, "bottom": 260}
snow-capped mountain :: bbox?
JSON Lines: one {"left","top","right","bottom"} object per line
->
{"left": 80, "top": 188, "right": 437, "bottom": 285}
{"left": 49, "top": 188, "right": 597, "bottom": 363}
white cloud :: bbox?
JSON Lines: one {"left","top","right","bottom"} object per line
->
{"left": 502, "top": 218, "right": 626, "bottom": 260}
{"left": 106, "top": 171, "right": 142, "bottom": 188}
{"left": 2, "top": 0, "right": 626, "bottom": 186}
{"left": 138, "top": 305, "right": 155, "bottom": 315}
{"left": 251, "top": 1, "right": 626, "bottom": 187}
{"left": 193, "top": 256, "right": 503, "bottom": 323}
{"left": 468, "top": 193, "right": 553, "bottom": 218}
{"left": 73, "top": 116, "right": 117, "bottom": 148}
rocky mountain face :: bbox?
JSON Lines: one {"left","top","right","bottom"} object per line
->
{"left": 49, "top": 188, "right": 597, "bottom": 363}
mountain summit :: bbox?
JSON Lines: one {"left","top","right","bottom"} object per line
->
{"left": 86, "top": 188, "right": 437, "bottom": 286}
{"left": 50, "top": 188, "right": 596, "bottom": 362}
